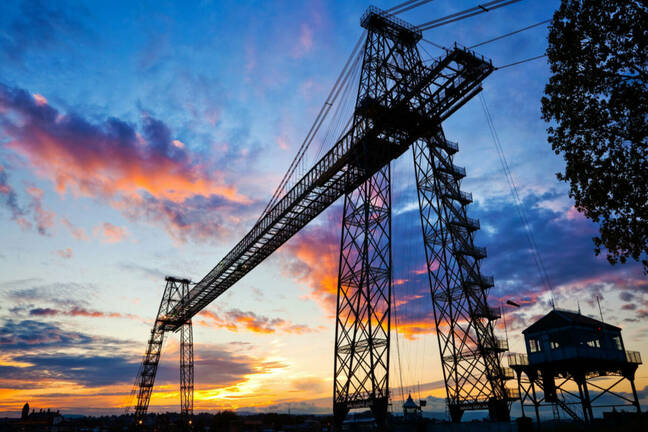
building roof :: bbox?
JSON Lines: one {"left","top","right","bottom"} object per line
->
{"left": 522, "top": 309, "right": 621, "bottom": 335}
{"left": 403, "top": 394, "right": 418, "bottom": 409}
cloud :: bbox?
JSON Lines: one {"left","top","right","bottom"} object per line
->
{"left": 0, "top": 280, "right": 95, "bottom": 309}
{"left": 28, "top": 306, "right": 138, "bottom": 320}
{"left": 199, "top": 308, "right": 318, "bottom": 335}
{"left": 0, "top": 0, "right": 87, "bottom": 64}
{"left": 0, "top": 318, "right": 282, "bottom": 396}
{"left": 0, "top": 353, "right": 136, "bottom": 387}
{"left": 291, "top": 376, "right": 327, "bottom": 394}
{"left": 278, "top": 187, "right": 647, "bottom": 340}
{"left": 293, "top": 24, "right": 314, "bottom": 58}
{"left": 0, "top": 82, "right": 256, "bottom": 243}
{"left": 94, "top": 222, "right": 128, "bottom": 243}
{"left": 0, "top": 319, "right": 118, "bottom": 352}
{"left": 55, "top": 248, "right": 73, "bottom": 259}
{"left": 25, "top": 185, "right": 55, "bottom": 235}
{"left": 61, "top": 217, "right": 88, "bottom": 240}
{"left": 0, "top": 164, "right": 25, "bottom": 222}
{"left": 280, "top": 210, "right": 342, "bottom": 315}
{"left": 0, "top": 169, "right": 57, "bottom": 236}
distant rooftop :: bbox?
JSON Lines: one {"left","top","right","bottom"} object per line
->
{"left": 523, "top": 309, "right": 621, "bottom": 335}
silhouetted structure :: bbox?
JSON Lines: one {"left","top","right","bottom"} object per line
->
{"left": 130, "top": 6, "right": 513, "bottom": 428}
{"left": 509, "top": 309, "right": 643, "bottom": 424}
{"left": 10, "top": 405, "right": 63, "bottom": 431}
{"left": 130, "top": 277, "right": 193, "bottom": 429}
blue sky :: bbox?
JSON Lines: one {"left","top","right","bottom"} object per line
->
{"left": 0, "top": 0, "right": 646, "bottom": 418}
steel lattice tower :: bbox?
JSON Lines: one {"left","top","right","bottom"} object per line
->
{"left": 333, "top": 8, "right": 509, "bottom": 426}
{"left": 332, "top": 10, "right": 422, "bottom": 428}
{"left": 180, "top": 298, "right": 194, "bottom": 429}
{"left": 132, "top": 277, "right": 194, "bottom": 428}
{"left": 412, "top": 130, "right": 509, "bottom": 422}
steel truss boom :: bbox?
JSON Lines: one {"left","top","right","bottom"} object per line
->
{"left": 162, "top": 19, "right": 494, "bottom": 331}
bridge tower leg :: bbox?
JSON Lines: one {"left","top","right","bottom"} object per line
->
{"left": 132, "top": 277, "right": 191, "bottom": 427}
{"left": 180, "top": 279, "right": 194, "bottom": 430}
{"left": 333, "top": 163, "right": 392, "bottom": 430}
{"left": 412, "top": 130, "right": 509, "bottom": 421}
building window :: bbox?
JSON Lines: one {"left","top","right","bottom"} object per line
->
{"left": 612, "top": 336, "right": 623, "bottom": 350}
{"left": 550, "top": 341, "right": 560, "bottom": 350}
{"left": 586, "top": 339, "right": 600, "bottom": 348}
{"left": 529, "top": 339, "right": 541, "bottom": 353}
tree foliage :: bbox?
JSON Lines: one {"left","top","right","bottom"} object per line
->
{"left": 541, "top": 0, "right": 648, "bottom": 272}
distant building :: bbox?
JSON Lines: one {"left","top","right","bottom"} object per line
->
{"left": 11, "top": 404, "right": 63, "bottom": 432}
{"left": 402, "top": 394, "right": 421, "bottom": 421}
{"left": 509, "top": 309, "right": 642, "bottom": 424}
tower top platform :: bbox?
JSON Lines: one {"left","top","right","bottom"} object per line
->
{"left": 361, "top": 6, "right": 422, "bottom": 44}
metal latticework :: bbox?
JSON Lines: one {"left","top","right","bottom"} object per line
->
{"left": 129, "top": 7, "right": 502, "bottom": 425}
{"left": 412, "top": 130, "right": 509, "bottom": 422}
{"left": 333, "top": 164, "right": 392, "bottom": 428}
{"left": 333, "top": 10, "right": 421, "bottom": 428}
{"left": 132, "top": 277, "right": 193, "bottom": 426}
{"left": 180, "top": 319, "right": 194, "bottom": 429}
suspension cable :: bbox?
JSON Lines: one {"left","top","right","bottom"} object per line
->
{"left": 496, "top": 54, "right": 547, "bottom": 69}
{"left": 257, "top": 34, "right": 365, "bottom": 223}
{"left": 419, "top": 0, "right": 524, "bottom": 31}
{"left": 392, "top": 286, "right": 406, "bottom": 406}
{"left": 388, "top": 0, "right": 438, "bottom": 15}
{"left": 469, "top": 19, "right": 551, "bottom": 49}
{"left": 479, "top": 93, "right": 554, "bottom": 296}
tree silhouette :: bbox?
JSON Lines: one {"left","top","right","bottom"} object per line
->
{"left": 542, "top": 0, "right": 648, "bottom": 272}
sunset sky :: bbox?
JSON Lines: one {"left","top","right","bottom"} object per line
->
{"left": 1, "top": 0, "right": 646, "bottom": 419}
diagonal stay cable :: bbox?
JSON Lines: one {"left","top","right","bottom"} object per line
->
{"left": 257, "top": 34, "right": 365, "bottom": 223}
{"left": 469, "top": 19, "right": 551, "bottom": 49}
{"left": 479, "top": 93, "right": 554, "bottom": 296}
{"left": 419, "top": 0, "right": 524, "bottom": 30}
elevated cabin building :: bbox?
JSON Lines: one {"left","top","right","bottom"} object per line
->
{"left": 509, "top": 309, "right": 642, "bottom": 424}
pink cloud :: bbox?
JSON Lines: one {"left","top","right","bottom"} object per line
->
{"left": 26, "top": 185, "right": 55, "bottom": 235}
{"left": 0, "top": 83, "right": 255, "bottom": 243}
{"left": 61, "top": 217, "right": 89, "bottom": 240}
{"left": 293, "top": 24, "right": 314, "bottom": 58}
{"left": 281, "top": 219, "right": 340, "bottom": 315}
{"left": 198, "top": 309, "right": 318, "bottom": 335}
{"left": 56, "top": 248, "right": 73, "bottom": 259}
{"left": 95, "top": 222, "right": 128, "bottom": 243}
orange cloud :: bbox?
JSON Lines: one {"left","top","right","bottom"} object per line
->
{"left": 61, "top": 217, "right": 89, "bottom": 240}
{"left": 281, "top": 221, "right": 340, "bottom": 314}
{"left": 0, "top": 83, "right": 255, "bottom": 243}
{"left": 94, "top": 222, "right": 128, "bottom": 243}
{"left": 32, "top": 93, "right": 47, "bottom": 105}
{"left": 199, "top": 309, "right": 318, "bottom": 335}
{"left": 56, "top": 248, "right": 73, "bottom": 259}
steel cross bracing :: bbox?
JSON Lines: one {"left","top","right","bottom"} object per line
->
{"left": 180, "top": 319, "right": 194, "bottom": 428}
{"left": 132, "top": 277, "right": 193, "bottom": 427}
{"left": 333, "top": 11, "right": 425, "bottom": 428}
{"left": 161, "top": 11, "right": 495, "bottom": 331}
{"left": 131, "top": 6, "right": 501, "bottom": 424}
{"left": 412, "top": 129, "right": 510, "bottom": 422}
